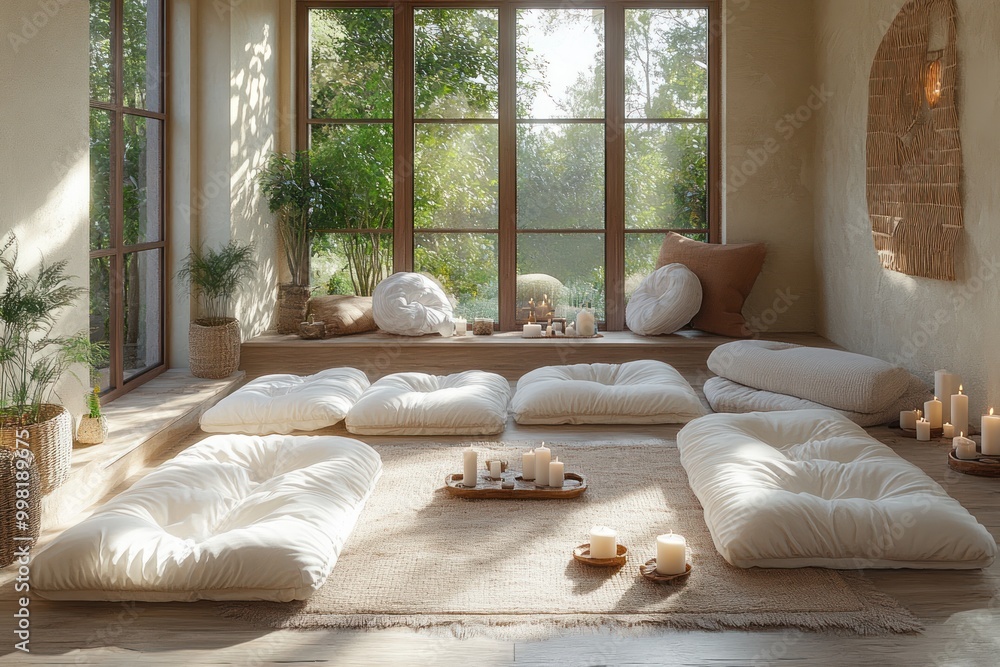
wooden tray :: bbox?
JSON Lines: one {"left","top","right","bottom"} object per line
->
{"left": 573, "top": 543, "right": 628, "bottom": 567}
{"left": 640, "top": 559, "right": 692, "bottom": 583}
{"left": 948, "top": 449, "right": 1000, "bottom": 477}
{"left": 445, "top": 472, "right": 587, "bottom": 499}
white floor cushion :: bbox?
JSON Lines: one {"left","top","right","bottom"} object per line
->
{"left": 200, "top": 368, "right": 370, "bottom": 434}
{"left": 346, "top": 371, "right": 510, "bottom": 435}
{"left": 677, "top": 410, "right": 997, "bottom": 569}
{"left": 625, "top": 263, "right": 703, "bottom": 335}
{"left": 372, "top": 272, "right": 454, "bottom": 336}
{"left": 512, "top": 360, "right": 706, "bottom": 425}
{"left": 32, "top": 435, "right": 382, "bottom": 602}
{"left": 704, "top": 375, "right": 932, "bottom": 427}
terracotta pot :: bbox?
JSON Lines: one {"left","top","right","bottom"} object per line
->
{"left": 278, "top": 283, "right": 311, "bottom": 334}
{"left": 189, "top": 318, "right": 241, "bottom": 379}
{"left": 77, "top": 415, "right": 109, "bottom": 445}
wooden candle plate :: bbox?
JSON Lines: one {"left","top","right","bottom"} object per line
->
{"left": 948, "top": 449, "right": 1000, "bottom": 477}
{"left": 573, "top": 543, "right": 628, "bottom": 568}
{"left": 445, "top": 472, "right": 587, "bottom": 499}
{"left": 892, "top": 422, "right": 944, "bottom": 437}
{"left": 640, "top": 559, "right": 692, "bottom": 583}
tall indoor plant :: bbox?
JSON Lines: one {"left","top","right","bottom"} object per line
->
{"left": 0, "top": 234, "right": 103, "bottom": 493}
{"left": 258, "top": 151, "right": 326, "bottom": 333}
{"left": 178, "top": 241, "right": 256, "bottom": 379}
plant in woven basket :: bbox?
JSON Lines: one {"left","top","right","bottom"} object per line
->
{"left": 177, "top": 242, "right": 257, "bottom": 379}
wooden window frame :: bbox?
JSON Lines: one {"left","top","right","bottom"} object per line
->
{"left": 298, "top": 0, "right": 720, "bottom": 331}
{"left": 89, "top": 0, "right": 169, "bottom": 401}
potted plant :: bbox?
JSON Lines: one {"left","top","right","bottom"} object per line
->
{"left": 258, "top": 151, "right": 326, "bottom": 333}
{"left": 0, "top": 234, "right": 103, "bottom": 493}
{"left": 76, "top": 386, "right": 108, "bottom": 445}
{"left": 177, "top": 241, "right": 256, "bottom": 379}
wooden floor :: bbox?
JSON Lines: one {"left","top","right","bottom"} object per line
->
{"left": 3, "top": 335, "right": 998, "bottom": 666}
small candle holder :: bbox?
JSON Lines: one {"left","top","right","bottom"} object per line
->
{"left": 484, "top": 459, "right": 509, "bottom": 473}
{"left": 640, "top": 559, "right": 692, "bottom": 583}
{"left": 572, "top": 543, "right": 628, "bottom": 568}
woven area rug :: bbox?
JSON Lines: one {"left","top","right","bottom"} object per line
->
{"left": 222, "top": 441, "right": 921, "bottom": 639}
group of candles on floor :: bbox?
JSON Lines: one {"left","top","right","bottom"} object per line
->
{"left": 460, "top": 444, "right": 688, "bottom": 576}
{"left": 898, "top": 370, "right": 1000, "bottom": 459}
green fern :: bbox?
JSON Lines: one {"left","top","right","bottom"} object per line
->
{"left": 176, "top": 242, "right": 257, "bottom": 325}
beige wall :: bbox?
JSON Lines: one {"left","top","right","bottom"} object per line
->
{"left": 0, "top": 0, "right": 90, "bottom": 419}
{"left": 724, "top": 0, "right": 818, "bottom": 333}
{"left": 814, "top": 0, "right": 1000, "bottom": 416}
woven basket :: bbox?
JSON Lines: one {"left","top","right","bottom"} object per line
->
{"left": 76, "top": 415, "right": 109, "bottom": 445}
{"left": 278, "top": 284, "right": 311, "bottom": 334}
{"left": 0, "top": 404, "right": 73, "bottom": 494}
{"left": 189, "top": 318, "right": 241, "bottom": 379}
{"left": 0, "top": 448, "right": 40, "bottom": 567}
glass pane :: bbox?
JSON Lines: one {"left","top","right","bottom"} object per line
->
{"left": 517, "top": 9, "right": 604, "bottom": 119}
{"left": 90, "top": 0, "right": 113, "bottom": 102}
{"left": 626, "top": 123, "right": 708, "bottom": 230}
{"left": 90, "top": 108, "right": 113, "bottom": 250}
{"left": 311, "top": 233, "right": 393, "bottom": 297}
{"left": 415, "top": 9, "right": 498, "bottom": 119}
{"left": 90, "top": 256, "right": 113, "bottom": 392}
{"left": 123, "top": 0, "right": 163, "bottom": 111}
{"left": 310, "top": 124, "right": 394, "bottom": 231}
{"left": 517, "top": 124, "right": 604, "bottom": 230}
{"left": 414, "top": 233, "right": 498, "bottom": 321}
{"left": 415, "top": 124, "right": 498, "bottom": 230}
{"left": 310, "top": 8, "right": 394, "bottom": 119}
{"left": 517, "top": 233, "right": 605, "bottom": 321}
{"left": 122, "top": 250, "right": 161, "bottom": 380}
{"left": 122, "top": 115, "right": 163, "bottom": 245}
{"left": 626, "top": 8, "right": 709, "bottom": 119}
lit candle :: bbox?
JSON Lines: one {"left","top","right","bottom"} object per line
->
{"left": 900, "top": 409, "right": 920, "bottom": 430}
{"left": 951, "top": 386, "right": 969, "bottom": 441}
{"left": 954, "top": 433, "right": 978, "bottom": 460}
{"left": 534, "top": 444, "right": 551, "bottom": 486}
{"left": 463, "top": 447, "right": 478, "bottom": 488}
{"left": 548, "top": 457, "right": 564, "bottom": 488}
{"left": 942, "top": 423, "right": 955, "bottom": 438}
{"left": 522, "top": 323, "right": 542, "bottom": 338}
{"left": 656, "top": 533, "right": 687, "bottom": 575}
{"left": 522, "top": 450, "right": 536, "bottom": 481}
{"left": 454, "top": 318, "right": 467, "bottom": 336}
{"left": 924, "top": 397, "right": 943, "bottom": 430}
{"left": 982, "top": 409, "right": 1000, "bottom": 456}
{"left": 489, "top": 460, "right": 502, "bottom": 479}
{"left": 546, "top": 324, "right": 553, "bottom": 337}
{"left": 915, "top": 419, "right": 931, "bottom": 442}
{"left": 935, "top": 370, "right": 961, "bottom": 423}
{"left": 589, "top": 526, "right": 617, "bottom": 559}
{"left": 576, "top": 306, "right": 596, "bottom": 337}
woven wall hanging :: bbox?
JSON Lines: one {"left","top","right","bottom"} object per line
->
{"left": 866, "top": 0, "right": 963, "bottom": 281}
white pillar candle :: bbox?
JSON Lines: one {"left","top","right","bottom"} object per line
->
{"left": 942, "top": 423, "right": 955, "bottom": 438}
{"left": 534, "top": 445, "right": 551, "bottom": 486}
{"left": 954, "top": 434, "right": 978, "bottom": 460}
{"left": 454, "top": 318, "right": 467, "bottom": 335}
{"left": 548, "top": 458, "right": 564, "bottom": 488}
{"left": 576, "top": 307, "right": 595, "bottom": 337}
{"left": 522, "top": 451, "right": 536, "bottom": 480}
{"left": 935, "top": 370, "right": 961, "bottom": 423}
{"left": 951, "top": 386, "right": 969, "bottom": 441}
{"left": 589, "top": 526, "right": 617, "bottom": 559}
{"left": 489, "top": 460, "right": 501, "bottom": 479}
{"left": 915, "top": 419, "right": 931, "bottom": 442}
{"left": 656, "top": 533, "right": 687, "bottom": 575}
{"left": 522, "top": 323, "right": 542, "bottom": 338}
{"left": 463, "top": 447, "right": 478, "bottom": 488}
{"left": 924, "top": 397, "right": 943, "bottom": 430}
{"left": 546, "top": 324, "right": 553, "bottom": 337}
{"left": 566, "top": 323, "right": 576, "bottom": 337}
{"left": 982, "top": 409, "right": 1000, "bottom": 456}
{"left": 900, "top": 410, "right": 920, "bottom": 430}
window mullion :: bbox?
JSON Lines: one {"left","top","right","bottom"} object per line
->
{"left": 394, "top": 4, "right": 414, "bottom": 273}
{"left": 497, "top": 2, "right": 517, "bottom": 331}
{"left": 605, "top": 3, "right": 626, "bottom": 331}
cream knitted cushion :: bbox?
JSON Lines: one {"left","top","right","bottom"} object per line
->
{"left": 625, "top": 263, "right": 703, "bottom": 336}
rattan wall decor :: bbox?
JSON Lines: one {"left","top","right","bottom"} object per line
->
{"left": 866, "top": 0, "right": 963, "bottom": 281}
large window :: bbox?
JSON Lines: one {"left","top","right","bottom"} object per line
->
{"left": 300, "top": 1, "right": 719, "bottom": 330}
{"left": 90, "top": 0, "right": 166, "bottom": 398}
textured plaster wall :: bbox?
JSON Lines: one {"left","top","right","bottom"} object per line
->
{"left": 814, "top": 0, "right": 1000, "bottom": 416}
{"left": 724, "top": 0, "right": 818, "bottom": 333}
{"left": 0, "top": 0, "right": 90, "bottom": 419}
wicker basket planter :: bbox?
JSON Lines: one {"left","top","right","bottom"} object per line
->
{"left": 76, "top": 415, "right": 109, "bottom": 445}
{"left": 189, "top": 317, "right": 241, "bottom": 379}
{"left": 278, "top": 284, "right": 311, "bottom": 334}
{"left": 0, "top": 448, "right": 41, "bottom": 567}
{"left": 0, "top": 404, "right": 73, "bottom": 494}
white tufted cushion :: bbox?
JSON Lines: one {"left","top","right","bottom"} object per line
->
{"left": 512, "top": 360, "right": 706, "bottom": 425}
{"left": 677, "top": 410, "right": 997, "bottom": 569}
{"left": 200, "top": 368, "right": 370, "bottom": 435}
{"left": 346, "top": 371, "right": 510, "bottom": 435}
{"left": 372, "top": 272, "right": 454, "bottom": 336}
{"left": 625, "top": 263, "right": 703, "bottom": 335}
{"left": 33, "top": 435, "right": 382, "bottom": 601}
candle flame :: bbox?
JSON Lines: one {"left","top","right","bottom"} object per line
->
{"left": 960, "top": 432, "right": 964, "bottom": 438}
{"left": 991, "top": 408, "right": 995, "bottom": 416}
{"left": 959, "top": 385, "right": 964, "bottom": 393}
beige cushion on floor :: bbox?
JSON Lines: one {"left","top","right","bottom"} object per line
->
{"left": 307, "top": 295, "right": 376, "bottom": 337}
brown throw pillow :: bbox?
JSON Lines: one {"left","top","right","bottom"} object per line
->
{"left": 306, "top": 295, "right": 377, "bottom": 337}
{"left": 655, "top": 233, "right": 766, "bottom": 338}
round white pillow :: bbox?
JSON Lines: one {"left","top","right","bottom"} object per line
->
{"left": 625, "top": 263, "right": 703, "bottom": 335}
{"left": 372, "top": 272, "right": 454, "bottom": 336}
